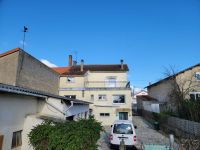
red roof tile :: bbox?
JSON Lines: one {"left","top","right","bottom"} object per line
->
{"left": 0, "top": 48, "right": 20, "bottom": 58}
{"left": 52, "top": 67, "right": 71, "bottom": 74}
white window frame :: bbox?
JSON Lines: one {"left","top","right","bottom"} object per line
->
{"left": 189, "top": 92, "right": 200, "bottom": 100}
{"left": 195, "top": 72, "right": 200, "bottom": 81}
{"left": 11, "top": 130, "right": 22, "bottom": 149}
{"left": 98, "top": 94, "right": 107, "bottom": 101}
{"left": 105, "top": 76, "right": 116, "bottom": 87}
{"left": 113, "top": 95, "right": 125, "bottom": 104}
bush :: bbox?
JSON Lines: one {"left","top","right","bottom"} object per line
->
{"left": 178, "top": 100, "right": 200, "bottom": 122}
{"left": 28, "top": 116, "right": 103, "bottom": 150}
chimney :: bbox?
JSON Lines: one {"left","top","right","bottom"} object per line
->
{"left": 120, "top": 59, "right": 124, "bottom": 70}
{"left": 73, "top": 60, "right": 77, "bottom": 66}
{"left": 81, "top": 59, "right": 84, "bottom": 71}
{"left": 68, "top": 55, "right": 72, "bottom": 66}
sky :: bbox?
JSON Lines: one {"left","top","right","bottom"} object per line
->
{"left": 0, "top": 0, "right": 200, "bottom": 89}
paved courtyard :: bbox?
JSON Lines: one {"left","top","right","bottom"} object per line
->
{"left": 132, "top": 116, "right": 178, "bottom": 149}
{"left": 98, "top": 116, "right": 178, "bottom": 150}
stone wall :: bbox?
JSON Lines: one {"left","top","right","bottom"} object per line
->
{"left": 167, "top": 117, "right": 200, "bottom": 137}
{"left": 16, "top": 50, "right": 59, "bottom": 95}
{"left": 141, "top": 110, "right": 200, "bottom": 137}
{"left": 0, "top": 49, "right": 60, "bottom": 95}
{"left": 0, "top": 51, "right": 19, "bottom": 85}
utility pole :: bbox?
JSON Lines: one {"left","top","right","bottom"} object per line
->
{"left": 22, "top": 26, "right": 28, "bottom": 50}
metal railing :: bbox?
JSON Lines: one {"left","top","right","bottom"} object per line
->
{"left": 84, "top": 81, "right": 130, "bottom": 88}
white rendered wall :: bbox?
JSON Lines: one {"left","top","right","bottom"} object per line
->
{"left": 0, "top": 93, "right": 39, "bottom": 150}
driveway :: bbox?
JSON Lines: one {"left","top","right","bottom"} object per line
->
{"left": 132, "top": 116, "right": 178, "bottom": 149}
{"left": 98, "top": 116, "right": 178, "bottom": 150}
{"left": 97, "top": 126, "right": 111, "bottom": 150}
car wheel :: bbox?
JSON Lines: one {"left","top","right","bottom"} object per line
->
{"left": 110, "top": 144, "right": 114, "bottom": 149}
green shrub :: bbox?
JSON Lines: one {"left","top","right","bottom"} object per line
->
{"left": 179, "top": 100, "right": 200, "bottom": 122}
{"left": 28, "top": 116, "right": 103, "bottom": 150}
{"left": 152, "top": 112, "right": 169, "bottom": 124}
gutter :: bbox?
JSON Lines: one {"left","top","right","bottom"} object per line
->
{"left": 64, "top": 101, "right": 74, "bottom": 115}
{"left": 45, "top": 98, "right": 74, "bottom": 116}
{"left": 45, "top": 97, "right": 65, "bottom": 115}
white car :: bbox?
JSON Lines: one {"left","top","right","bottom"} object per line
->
{"left": 109, "top": 120, "right": 137, "bottom": 148}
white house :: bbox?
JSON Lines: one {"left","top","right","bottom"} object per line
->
{"left": 136, "top": 95, "right": 162, "bottom": 114}
{"left": 132, "top": 90, "right": 147, "bottom": 114}
{"left": 0, "top": 83, "right": 90, "bottom": 150}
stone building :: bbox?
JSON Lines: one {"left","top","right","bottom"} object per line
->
{"left": 0, "top": 48, "right": 59, "bottom": 95}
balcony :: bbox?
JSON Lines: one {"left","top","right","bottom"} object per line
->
{"left": 84, "top": 81, "right": 130, "bottom": 89}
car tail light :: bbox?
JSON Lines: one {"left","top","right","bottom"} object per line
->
{"left": 109, "top": 134, "right": 113, "bottom": 141}
{"left": 134, "top": 135, "right": 137, "bottom": 142}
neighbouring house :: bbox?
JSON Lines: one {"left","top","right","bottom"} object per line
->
{"left": 0, "top": 48, "right": 59, "bottom": 95}
{"left": 52, "top": 55, "right": 132, "bottom": 125}
{"left": 146, "top": 64, "right": 200, "bottom": 111}
{"left": 0, "top": 83, "right": 90, "bottom": 150}
{"left": 136, "top": 95, "right": 163, "bottom": 114}
{"left": 132, "top": 90, "right": 147, "bottom": 114}
{"left": 0, "top": 48, "right": 91, "bottom": 150}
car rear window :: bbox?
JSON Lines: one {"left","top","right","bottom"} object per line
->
{"left": 113, "top": 123, "right": 133, "bottom": 134}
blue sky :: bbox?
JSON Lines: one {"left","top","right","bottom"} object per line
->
{"left": 0, "top": 0, "right": 200, "bottom": 88}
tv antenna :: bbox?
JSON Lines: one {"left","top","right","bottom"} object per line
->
{"left": 22, "top": 26, "right": 28, "bottom": 50}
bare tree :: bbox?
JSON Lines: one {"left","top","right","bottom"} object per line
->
{"left": 163, "top": 66, "right": 200, "bottom": 121}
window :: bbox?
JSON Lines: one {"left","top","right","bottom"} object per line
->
{"left": 100, "top": 113, "right": 110, "bottom": 117}
{"left": 98, "top": 95, "right": 107, "bottom": 100}
{"left": 118, "top": 112, "right": 128, "bottom": 120}
{"left": 84, "top": 111, "right": 88, "bottom": 119}
{"left": 105, "top": 77, "right": 116, "bottom": 87}
{"left": 195, "top": 72, "right": 200, "bottom": 81}
{"left": 82, "top": 90, "right": 85, "bottom": 97}
{"left": 89, "top": 109, "right": 93, "bottom": 116}
{"left": 113, "top": 124, "right": 133, "bottom": 134}
{"left": 11, "top": 130, "right": 22, "bottom": 149}
{"left": 113, "top": 95, "right": 125, "bottom": 103}
{"left": 66, "top": 77, "right": 75, "bottom": 82}
{"left": 65, "top": 95, "right": 76, "bottom": 99}
{"left": 190, "top": 92, "right": 200, "bottom": 100}
{"left": 91, "top": 94, "right": 94, "bottom": 101}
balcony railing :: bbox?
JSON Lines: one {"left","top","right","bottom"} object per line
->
{"left": 84, "top": 81, "right": 130, "bottom": 88}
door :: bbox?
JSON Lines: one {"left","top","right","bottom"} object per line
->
{"left": 119, "top": 112, "right": 128, "bottom": 120}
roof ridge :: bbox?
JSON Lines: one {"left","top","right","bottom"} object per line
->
{"left": 0, "top": 48, "right": 21, "bottom": 58}
{"left": 147, "top": 63, "right": 200, "bottom": 88}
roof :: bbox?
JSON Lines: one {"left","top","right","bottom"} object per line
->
{"left": 0, "top": 83, "right": 91, "bottom": 104}
{"left": 147, "top": 63, "right": 200, "bottom": 88}
{"left": 52, "top": 64, "right": 129, "bottom": 75}
{"left": 0, "top": 48, "right": 20, "bottom": 58}
{"left": 136, "top": 95, "right": 157, "bottom": 101}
